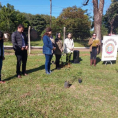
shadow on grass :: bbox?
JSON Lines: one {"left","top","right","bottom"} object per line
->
{"left": 27, "top": 65, "right": 45, "bottom": 74}
{"left": 71, "top": 57, "right": 83, "bottom": 64}
{"left": 3, "top": 65, "right": 45, "bottom": 81}
{"left": 4, "top": 75, "right": 17, "bottom": 82}
{"left": 96, "top": 57, "right": 101, "bottom": 65}
{"left": 102, "top": 60, "right": 116, "bottom": 65}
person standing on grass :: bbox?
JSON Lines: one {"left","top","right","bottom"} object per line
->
{"left": 11, "top": 24, "right": 28, "bottom": 78}
{"left": 50, "top": 36, "right": 56, "bottom": 64}
{"left": 55, "top": 33, "right": 63, "bottom": 70}
{"left": 43, "top": 27, "right": 56, "bottom": 74}
{"left": 88, "top": 33, "right": 100, "bottom": 66}
{"left": 64, "top": 33, "right": 74, "bottom": 68}
{"left": 0, "top": 31, "right": 5, "bottom": 83}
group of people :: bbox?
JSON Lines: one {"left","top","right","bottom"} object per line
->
{"left": 43, "top": 27, "right": 99, "bottom": 75}
{"left": 42, "top": 27, "right": 74, "bottom": 74}
{"left": 0, "top": 25, "right": 100, "bottom": 83}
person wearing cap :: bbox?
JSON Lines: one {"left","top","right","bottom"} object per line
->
{"left": 11, "top": 24, "right": 28, "bottom": 78}
{"left": 64, "top": 33, "right": 74, "bottom": 68}
{"left": 55, "top": 33, "right": 63, "bottom": 70}
{"left": 43, "top": 27, "right": 56, "bottom": 74}
{"left": 88, "top": 33, "right": 100, "bottom": 66}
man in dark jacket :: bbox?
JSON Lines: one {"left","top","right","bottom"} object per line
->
{"left": 11, "top": 24, "right": 28, "bottom": 78}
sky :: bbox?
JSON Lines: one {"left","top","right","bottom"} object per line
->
{"left": 1, "top": 0, "right": 111, "bottom": 17}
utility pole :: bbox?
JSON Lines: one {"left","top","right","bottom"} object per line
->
{"left": 50, "top": 0, "right": 52, "bottom": 28}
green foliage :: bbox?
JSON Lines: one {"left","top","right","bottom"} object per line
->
{"left": 56, "top": 6, "right": 91, "bottom": 40}
{"left": 0, "top": 3, "right": 29, "bottom": 34}
{"left": 30, "top": 15, "right": 46, "bottom": 36}
{"left": 0, "top": 4, "right": 91, "bottom": 41}
{"left": 101, "top": 25, "right": 108, "bottom": 36}
{"left": 103, "top": 1, "right": 118, "bottom": 34}
{"left": 111, "top": 0, "right": 118, "bottom": 2}
{"left": 0, "top": 52, "right": 118, "bottom": 117}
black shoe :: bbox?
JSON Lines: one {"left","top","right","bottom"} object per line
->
{"left": 56, "top": 67, "right": 61, "bottom": 70}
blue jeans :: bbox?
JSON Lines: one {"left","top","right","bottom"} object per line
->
{"left": 0, "top": 58, "right": 2, "bottom": 81}
{"left": 45, "top": 54, "right": 52, "bottom": 72}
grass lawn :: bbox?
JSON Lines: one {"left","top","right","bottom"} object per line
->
{"left": 0, "top": 51, "right": 118, "bottom": 118}
{"left": 4, "top": 40, "right": 89, "bottom": 47}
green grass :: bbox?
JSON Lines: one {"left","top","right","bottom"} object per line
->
{"left": 0, "top": 51, "right": 118, "bottom": 118}
{"left": 4, "top": 40, "right": 89, "bottom": 47}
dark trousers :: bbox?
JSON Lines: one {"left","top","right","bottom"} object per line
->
{"left": 0, "top": 58, "right": 2, "bottom": 81}
{"left": 15, "top": 50, "right": 27, "bottom": 75}
{"left": 45, "top": 54, "right": 52, "bottom": 72}
{"left": 90, "top": 47, "right": 97, "bottom": 59}
{"left": 55, "top": 54, "right": 61, "bottom": 68}
{"left": 66, "top": 53, "right": 72, "bottom": 63}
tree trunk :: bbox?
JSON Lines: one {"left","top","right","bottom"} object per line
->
{"left": 93, "top": 0, "right": 104, "bottom": 53}
{"left": 94, "top": 21, "right": 101, "bottom": 41}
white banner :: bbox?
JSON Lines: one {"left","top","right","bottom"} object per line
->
{"left": 102, "top": 36, "right": 118, "bottom": 61}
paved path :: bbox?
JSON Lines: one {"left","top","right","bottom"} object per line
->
{"left": 4, "top": 46, "right": 90, "bottom": 52}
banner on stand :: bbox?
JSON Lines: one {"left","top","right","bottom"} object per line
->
{"left": 102, "top": 36, "right": 118, "bottom": 61}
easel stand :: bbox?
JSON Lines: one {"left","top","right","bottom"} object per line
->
{"left": 105, "top": 61, "right": 112, "bottom": 65}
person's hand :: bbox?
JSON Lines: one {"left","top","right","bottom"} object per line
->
{"left": 70, "top": 48, "right": 73, "bottom": 51}
{"left": 53, "top": 47, "right": 56, "bottom": 50}
{"left": 2, "top": 56, "right": 5, "bottom": 60}
{"left": 25, "top": 46, "right": 28, "bottom": 50}
{"left": 96, "top": 43, "right": 98, "bottom": 46}
{"left": 21, "top": 47, "right": 24, "bottom": 50}
{"left": 61, "top": 49, "right": 63, "bottom": 52}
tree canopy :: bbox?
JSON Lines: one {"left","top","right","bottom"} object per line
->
{"left": 0, "top": 3, "right": 30, "bottom": 33}
{"left": 102, "top": 0, "right": 118, "bottom": 34}
{"left": 53, "top": 6, "right": 91, "bottom": 40}
{"left": 0, "top": 4, "right": 92, "bottom": 40}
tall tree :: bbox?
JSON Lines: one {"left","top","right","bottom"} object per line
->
{"left": 0, "top": 3, "right": 16, "bottom": 33}
{"left": 103, "top": 0, "right": 118, "bottom": 34}
{"left": 84, "top": 0, "right": 104, "bottom": 42}
{"left": 0, "top": 3, "right": 29, "bottom": 33}
{"left": 31, "top": 15, "right": 46, "bottom": 36}
{"left": 56, "top": 6, "right": 91, "bottom": 40}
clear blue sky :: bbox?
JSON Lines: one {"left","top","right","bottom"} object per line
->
{"left": 1, "top": 0, "right": 111, "bottom": 17}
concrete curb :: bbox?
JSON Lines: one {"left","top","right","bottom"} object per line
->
{"left": 4, "top": 46, "right": 90, "bottom": 49}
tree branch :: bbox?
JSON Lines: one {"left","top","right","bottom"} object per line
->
{"left": 83, "top": 0, "right": 89, "bottom": 6}
{"left": 93, "top": 0, "right": 98, "bottom": 13}
{"left": 99, "top": 0, "right": 104, "bottom": 17}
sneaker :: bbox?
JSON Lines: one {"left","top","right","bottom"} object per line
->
{"left": 46, "top": 71, "right": 50, "bottom": 74}
{"left": 56, "top": 67, "right": 61, "bottom": 70}
{"left": 49, "top": 70, "right": 52, "bottom": 73}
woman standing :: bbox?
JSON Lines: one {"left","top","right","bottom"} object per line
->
{"left": 64, "top": 33, "right": 74, "bottom": 67}
{"left": 43, "top": 27, "right": 56, "bottom": 74}
{"left": 88, "top": 33, "right": 100, "bottom": 66}
{"left": 55, "top": 33, "right": 63, "bottom": 70}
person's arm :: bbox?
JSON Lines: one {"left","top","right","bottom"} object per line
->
{"left": 64, "top": 39, "right": 71, "bottom": 50}
{"left": 2, "top": 46, "right": 5, "bottom": 60}
{"left": 88, "top": 38, "right": 93, "bottom": 46}
{"left": 72, "top": 39, "right": 74, "bottom": 50}
{"left": 59, "top": 40, "right": 63, "bottom": 52}
{"left": 11, "top": 32, "right": 22, "bottom": 51}
{"left": 24, "top": 33, "right": 28, "bottom": 46}
{"left": 43, "top": 36, "right": 53, "bottom": 50}
{"left": 23, "top": 33, "right": 28, "bottom": 50}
